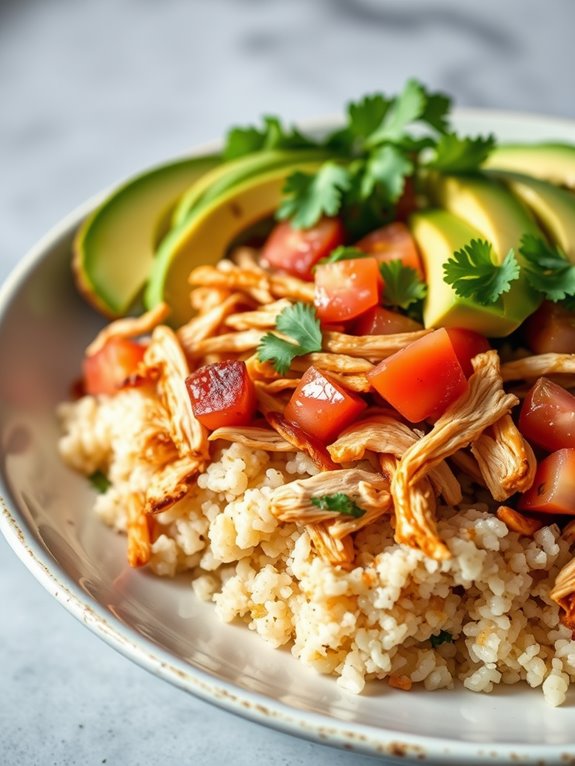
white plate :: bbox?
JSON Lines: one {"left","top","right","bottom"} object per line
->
{"left": 2, "top": 110, "right": 575, "bottom": 765}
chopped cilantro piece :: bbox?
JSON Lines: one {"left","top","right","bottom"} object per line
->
{"left": 223, "top": 116, "right": 318, "bottom": 160}
{"left": 89, "top": 470, "right": 111, "bottom": 494}
{"left": 519, "top": 234, "right": 575, "bottom": 302}
{"left": 443, "top": 239, "right": 520, "bottom": 305}
{"left": 428, "top": 132, "right": 496, "bottom": 173}
{"left": 430, "top": 630, "right": 454, "bottom": 648}
{"left": 310, "top": 493, "right": 365, "bottom": 518}
{"left": 277, "top": 162, "right": 352, "bottom": 229}
{"left": 380, "top": 260, "right": 427, "bottom": 309}
{"left": 257, "top": 302, "right": 322, "bottom": 375}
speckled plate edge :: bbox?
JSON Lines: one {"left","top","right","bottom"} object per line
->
{"left": 2, "top": 110, "right": 575, "bottom": 765}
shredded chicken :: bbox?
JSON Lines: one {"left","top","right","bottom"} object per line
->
{"left": 471, "top": 414, "right": 537, "bottom": 500}
{"left": 391, "top": 351, "right": 518, "bottom": 559}
{"left": 323, "top": 329, "right": 431, "bottom": 359}
{"left": 224, "top": 299, "right": 292, "bottom": 330}
{"left": 144, "top": 456, "right": 204, "bottom": 514}
{"left": 266, "top": 411, "right": 338, "bottom": 471}
{"left": 269, "top": 469, "right": 390, "bottom": 523}
{"left": 501, "top": 353, "right": 575, "bottom": 382}
{"left": 189, "top": 328, "right": 264, "bottom": 357}
{"left": 306, "top": 523, "right": 355, "bottom": 566}
{"left": 496, "top": 505, "right": 543, "bottom": 537}
{"left": 126, "top": 491, "right": 152, "bottom": 568}
{"left": 551, "top": 555, "right": 575, "bottom": 629}
{"left": 208, "top": 426, "right": 294, "bottom": 452}
{"left": 177, "top": 293, "right": 248, "bottom": 353}
{"left": 144, "top": 325, "right": 208, "bottom": 458}
{"left": 328, "top": 416, "right": 462, "bottom": 506}
{"left": 86, "top": 302, "right": 170, "bottom": 356}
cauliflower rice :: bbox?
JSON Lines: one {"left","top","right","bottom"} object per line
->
{"left": 58, "top": 388, "right": 575, "bottom": 707}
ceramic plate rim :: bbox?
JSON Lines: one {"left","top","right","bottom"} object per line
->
{"left": 3, "top": 108, "right": 575, "bottom": 764}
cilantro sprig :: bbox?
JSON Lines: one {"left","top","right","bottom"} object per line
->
{"left": 519, "top": 234, "right": 575, "bottom": 302}
{"left": 443, "top": 239, "right": 520, "bottom": 304}
{"left": 310, "top": 493, "right": 365, "bottom": 518}
{"left": 223, "top": 116, "right": 319, "bottom": 161}
{"left": 257, "top": 302, "right": 322, "bottom": 375}
{"left": 380, "top": 260, "right": 427, "bottom": 310}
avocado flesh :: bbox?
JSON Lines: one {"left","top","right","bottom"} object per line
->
{"left": 484, "top": 143, "right": 575, "bottom": 188}
{"left": 410, "top": 210, "right": 523, "bottom": 336}
{"left": 145, "top": 160, "right": 323, "bottom": 327}
{"left": 74, "top": 154, "right": 219, "bottom": 317}
{"left": 172, "top": 148, "right": 329, "bottom": 227}
{"left": 427, "top": 173, "right": 542, "bottom": 325}
{"left": 489, "top": 170, "right": 575, "bottom": 261}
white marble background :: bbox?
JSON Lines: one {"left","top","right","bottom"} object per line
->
{"left": 1, "top": 1, "right": 574, "bottom": 763}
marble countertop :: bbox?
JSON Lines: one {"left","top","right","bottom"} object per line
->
{"left": 2, "top": 1, "right": 575, "bottom": 763}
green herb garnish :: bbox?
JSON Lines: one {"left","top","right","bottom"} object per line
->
{"left": 257, "top": 302, "right": 322, "bottom": 375}
{"left": 443, "top": 239, "right": 520, "bottom": 304}
{"left": 310, "top": 493, "right": 365, "bottom": 518}
{"left": 89, "top": 469, "right": 111, "bottom": 494}
{"left": 223, "top": 116, "right": 318, "bottom": 161}
{"left": 319, "top": 246, "right": 368, "bottom": 265}
{"left": 380, "top": 260, "right": 428, "bottom": 310}
{"left": 430, "top": 630, "right": 454, "bottom": 648}
{"left": 428, "top": 133, "right": 496, "bottom": 173}
{"left": 519, "top": 234, "right": 575, "bottom": 302}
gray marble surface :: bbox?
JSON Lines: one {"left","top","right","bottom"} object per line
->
{"left": 2, "top": 1, "right": 575, "bottom": 763}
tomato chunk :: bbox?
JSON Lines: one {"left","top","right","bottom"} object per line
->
{"left": 314, "top": 257, "right": 381, "bottom": 323}
{"left": 445, "top": 328, "right": 491, "bottom": 378}
{"left": 518, "top": 448, "right": 575, "bottom": 515}
{"left": 185, "top": 360, "right": 256, "bottom": 430}
{"left": 83, "top": 337, "right": 146, "bottom": 396}
{"left": 523, "top": 301, "right": 575, "bottom": 354}
{"left": 519, "top": 377, "right": 575, "bottom": 452}
{"left": 353, "top": 306, "right": 423, "bottom": 336}
{"left": 284, "top": 365, "right": 366, "bottom": 443}
{"left": 367, "top": 328, "right": 468, "bottom": 422}
{"left": 355, "top": 222, "right": 424, "bottom": 279}
{"left": 260, "top": 217, "right": 344, "bottom": 281}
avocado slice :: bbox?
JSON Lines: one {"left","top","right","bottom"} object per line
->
{"left": 484, "top": 143, "right": 575, "bottom": 188}
{"left": 74, "top": 154, "right": 219, "bottom": 317}
{"left": 410, "top": 210, "right": 523, "bottom": 336}
{"left": 489, "top": 170, "right": 575, "bottom": 261}
{"left": 145, "top": 160, "right": 324, "bottom": 327}
{"left": 172, "top": 148, "right": 329, "bottom": 227}
{"left": 426, "top": 172, "right": 542, "bottom": 325}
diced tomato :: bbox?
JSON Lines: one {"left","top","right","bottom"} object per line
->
{"left": 445, "top": 328, "right": 491, "bottom": 378}
{"left": 314, "top": 257, "right": 382, "bottom": 323}
{"left": 355, "top": 222, "right": 424, "bottom": 279}
{"left": 519, "top": 377, "right": 575, "bottom": 452}
{"left": 260, "top": 217, "right": 344, "bottom": 281}
{"left": 518, "top": 448, "right": 575, "bottom": 515}
{"left": 523, "top": 301, "right": 575, "bottom": 354}
{"left": 185, "top": 360, "right": 256, "bottom": 430}
{"left": 353, "top": 306, "right": 423, "bottom": 336}
{"left": 83, "top": 337, "right": 146, "bottom": 396}
{"left": 284, "top": 365, "right": 366, "bottom": 443}
{"left": 367, "top": 328, "right": 468, "bottom": 422}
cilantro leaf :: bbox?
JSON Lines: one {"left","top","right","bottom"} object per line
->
{"left": 319, "top": 246, "right": 368, "bottom": 264}
{"left": 310, "top": 493, "right": 365, "bottom": 518}
{"left": 420, "top": 88, "right": 452, "bottom": 133}
{"left": 519, "top": 234, "right": 575, "bottom": 301}
{"left": 361, "top": 145, "right": 413, "bottom": 204}
{"left": 276, "top": 162, "right": 352, "bottom": 229}
{"left": 443, "top": 239, "right": 520, "bottom": 304}
{"left": 347, "top": 93, "right": 390, "bottom": 140}
{"left": 429, "top": 132, "right": 496, "bottom": 172}
{"left": 223, "top": 116, "right": 317, "bottom": 160}
{"left": 257, "top": 302, "right": 322, "bottom": 375}
{"left": 89, "top": 469, "right": 111, "bottom": 494}
{"left": 367, "top": 78, "right": 426, "bottom": 145}
{"left": 430, "top": 630, "right": 453, "bottom": 648}
{"left": 380, "top": 260, "right": 427, "bottom": 309}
